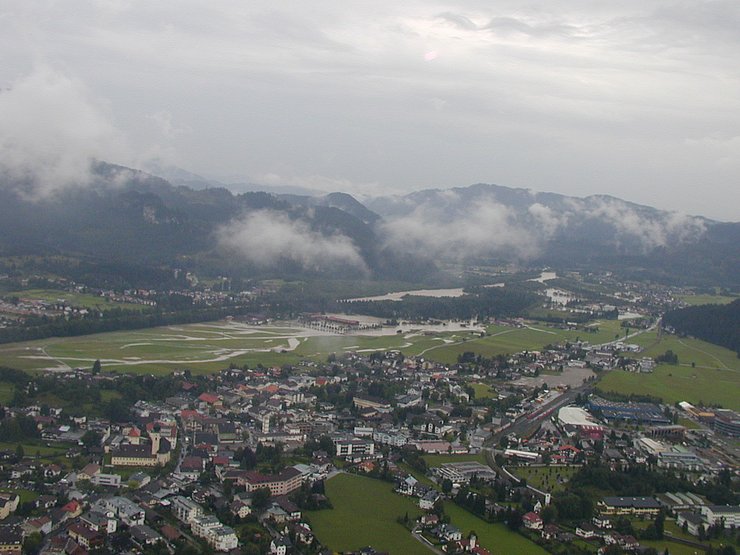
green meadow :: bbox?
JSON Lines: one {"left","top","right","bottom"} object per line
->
{"left": 307, "top": 473, "right": 429, "bottom": 554}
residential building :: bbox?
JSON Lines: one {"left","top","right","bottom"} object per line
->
{"left": 172, "top": 496, "right": 203, "bottom": 524}
{"left": 242, "top": 467, "right": 303, "bottom": 496}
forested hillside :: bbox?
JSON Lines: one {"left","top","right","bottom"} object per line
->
{"left": 663, "top": 300, "right": 740, "bottom": 356}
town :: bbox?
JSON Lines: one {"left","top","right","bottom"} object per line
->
{"left": 0, "top": 305, "right": 737, "bottom": 555}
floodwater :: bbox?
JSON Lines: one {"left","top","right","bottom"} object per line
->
{"left": 528, "top": 271, "right": 558, "bottom": 284}
{"left": 343, "top": 287, "right": 466, "bottom": 302}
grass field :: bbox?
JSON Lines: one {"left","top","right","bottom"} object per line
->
{"left": 599, "top": 364, "right": 739, "bottom": 411}
{"left": 626, "top": 330, "right": 738, "bottom": 371}
{"left": 469, "top": 382, "right": 497, "bottom": 399}
{"left": 678, "top": 294, "right": 737, "bottom": 306}
{"left": 442, "top": 503, "right": 548, "bottom": 555}
{"left": 0, "top": 315, "right": 655, "bottom": 377}
{"left": 6, "top": 289, "right": 146, "bottom": 311}
{"left": 0, "top": 381, "right": 14, "bottom": 403}
{"left": 0, "top": 488, "right": 38, "bottom": 504}
{"left": 0, "top": 320, "right": 470, "bottom": 375}
{"left": 0, "top": 440, "right": 70, "bottom": 460}
{"left": 509, "top": 465, "right": 578, "bottom": 493}
{"left": 597, "top": 328, "right": 740, "bottom": 410}
{"left": 307, "top": 473, "right": 429, "bottom": 554}
{"left": 424, "top": 320, "right": 626, "bottom": 365}
{"left": 599, "top": 365, "right": 739, "bottom": 410}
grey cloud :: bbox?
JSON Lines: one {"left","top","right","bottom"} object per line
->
{"left": 217, "top": 210, "right": 368, "bottom": 272}
{"left": 2, "top": 1, "right": 738, "bottom": 220}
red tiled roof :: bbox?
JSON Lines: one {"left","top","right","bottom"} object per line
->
{"left": 198, "top": 393, "right": 219, "bottom": 404}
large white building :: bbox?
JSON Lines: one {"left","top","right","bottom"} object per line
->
{"left": 334, "top": 438, "right": 375, "bottom": 459}
{"left": 557, "top": 406, "right": 605, "bottom": 436}
{"left": 701, "top": 505, "right": 740, "bottom": 528}
{"left": 210, "top": 526, "right": 239, "bottom": 551}
{"left": 172, "top": 496, "right": 203, "bottom": 524}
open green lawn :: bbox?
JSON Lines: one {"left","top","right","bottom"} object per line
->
{"left": 639, "top": 539, "right": 708, "bottom": 555}
{"left": 0, "top": 488, "right": 38, "bottom": 504}
{"left": 0, "top": 440, "right": 69, "bottom": 457}
{"left": 469, "top": 382, "right": 497, "bottom": 399}
{"left": 509, "top": 465, "right": 578, "bottom": 493}
{"left": 307, "top": 473, "right": 430, "bottom": 554}
{"left": 6, "top": 289, "right": 146, "bottom": 311}
{"left": 598, "top": 363, "right": 740, "bottom": 410}
{"left": 442, "top": 503, "right": 548, "bottom": 555}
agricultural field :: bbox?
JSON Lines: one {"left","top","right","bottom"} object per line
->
{"left": 509, "top": 465, "right": 578, "bottom": 493}
{"left": 442, "top": 503, "right": 548, "bottom": 555}
{"left": 307, "top": 473, "right": 429, "bottom": 555}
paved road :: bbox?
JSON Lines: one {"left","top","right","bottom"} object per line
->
{"left": 412, "top": 530, "right": 444, "bottom": 555}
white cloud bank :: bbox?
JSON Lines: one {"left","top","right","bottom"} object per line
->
{"left": 218, "top": 210, "right": 367, "bottom": 273}
{"left": 0, "top": 67, "right": 127, "bottom": 197}
{"left": 380, "top": 195, "right": 541, "bottom": 261}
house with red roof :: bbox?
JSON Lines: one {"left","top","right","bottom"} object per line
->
{"left": 62, "top": 500, "right": 83, "bottom": 518}
{"left": 523, "top": 512, "right": 544, "bottom": 530}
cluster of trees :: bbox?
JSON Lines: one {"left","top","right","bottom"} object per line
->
{"left": 664, "top": 299, "right": 740, "bottom": 356}
{"left": 0, "top": 414, "right": 39, "bottom": 443}
{"left": 655, "top": 349, "right": 679, "bottom": 364}
{"left": 570, "top": 463, "right": 737, "bottom": 506}
{"left": 344, "top": 286, "right": 539, "bottom": 321}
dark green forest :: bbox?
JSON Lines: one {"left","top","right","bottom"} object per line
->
{"left": 663, "top": 299, "right": 740, "bottom": 356}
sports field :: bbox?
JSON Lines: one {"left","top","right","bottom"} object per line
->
{"left": 307, "top": 473, "right": 429, "bottom": 554}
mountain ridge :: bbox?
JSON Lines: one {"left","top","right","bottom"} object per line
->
{"left": 0, "top": 162, "right": 736, "bottom": 288}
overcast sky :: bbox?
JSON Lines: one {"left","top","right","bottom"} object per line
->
{"left": 2, "top": 1, "right": 739, "bottom": 220}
